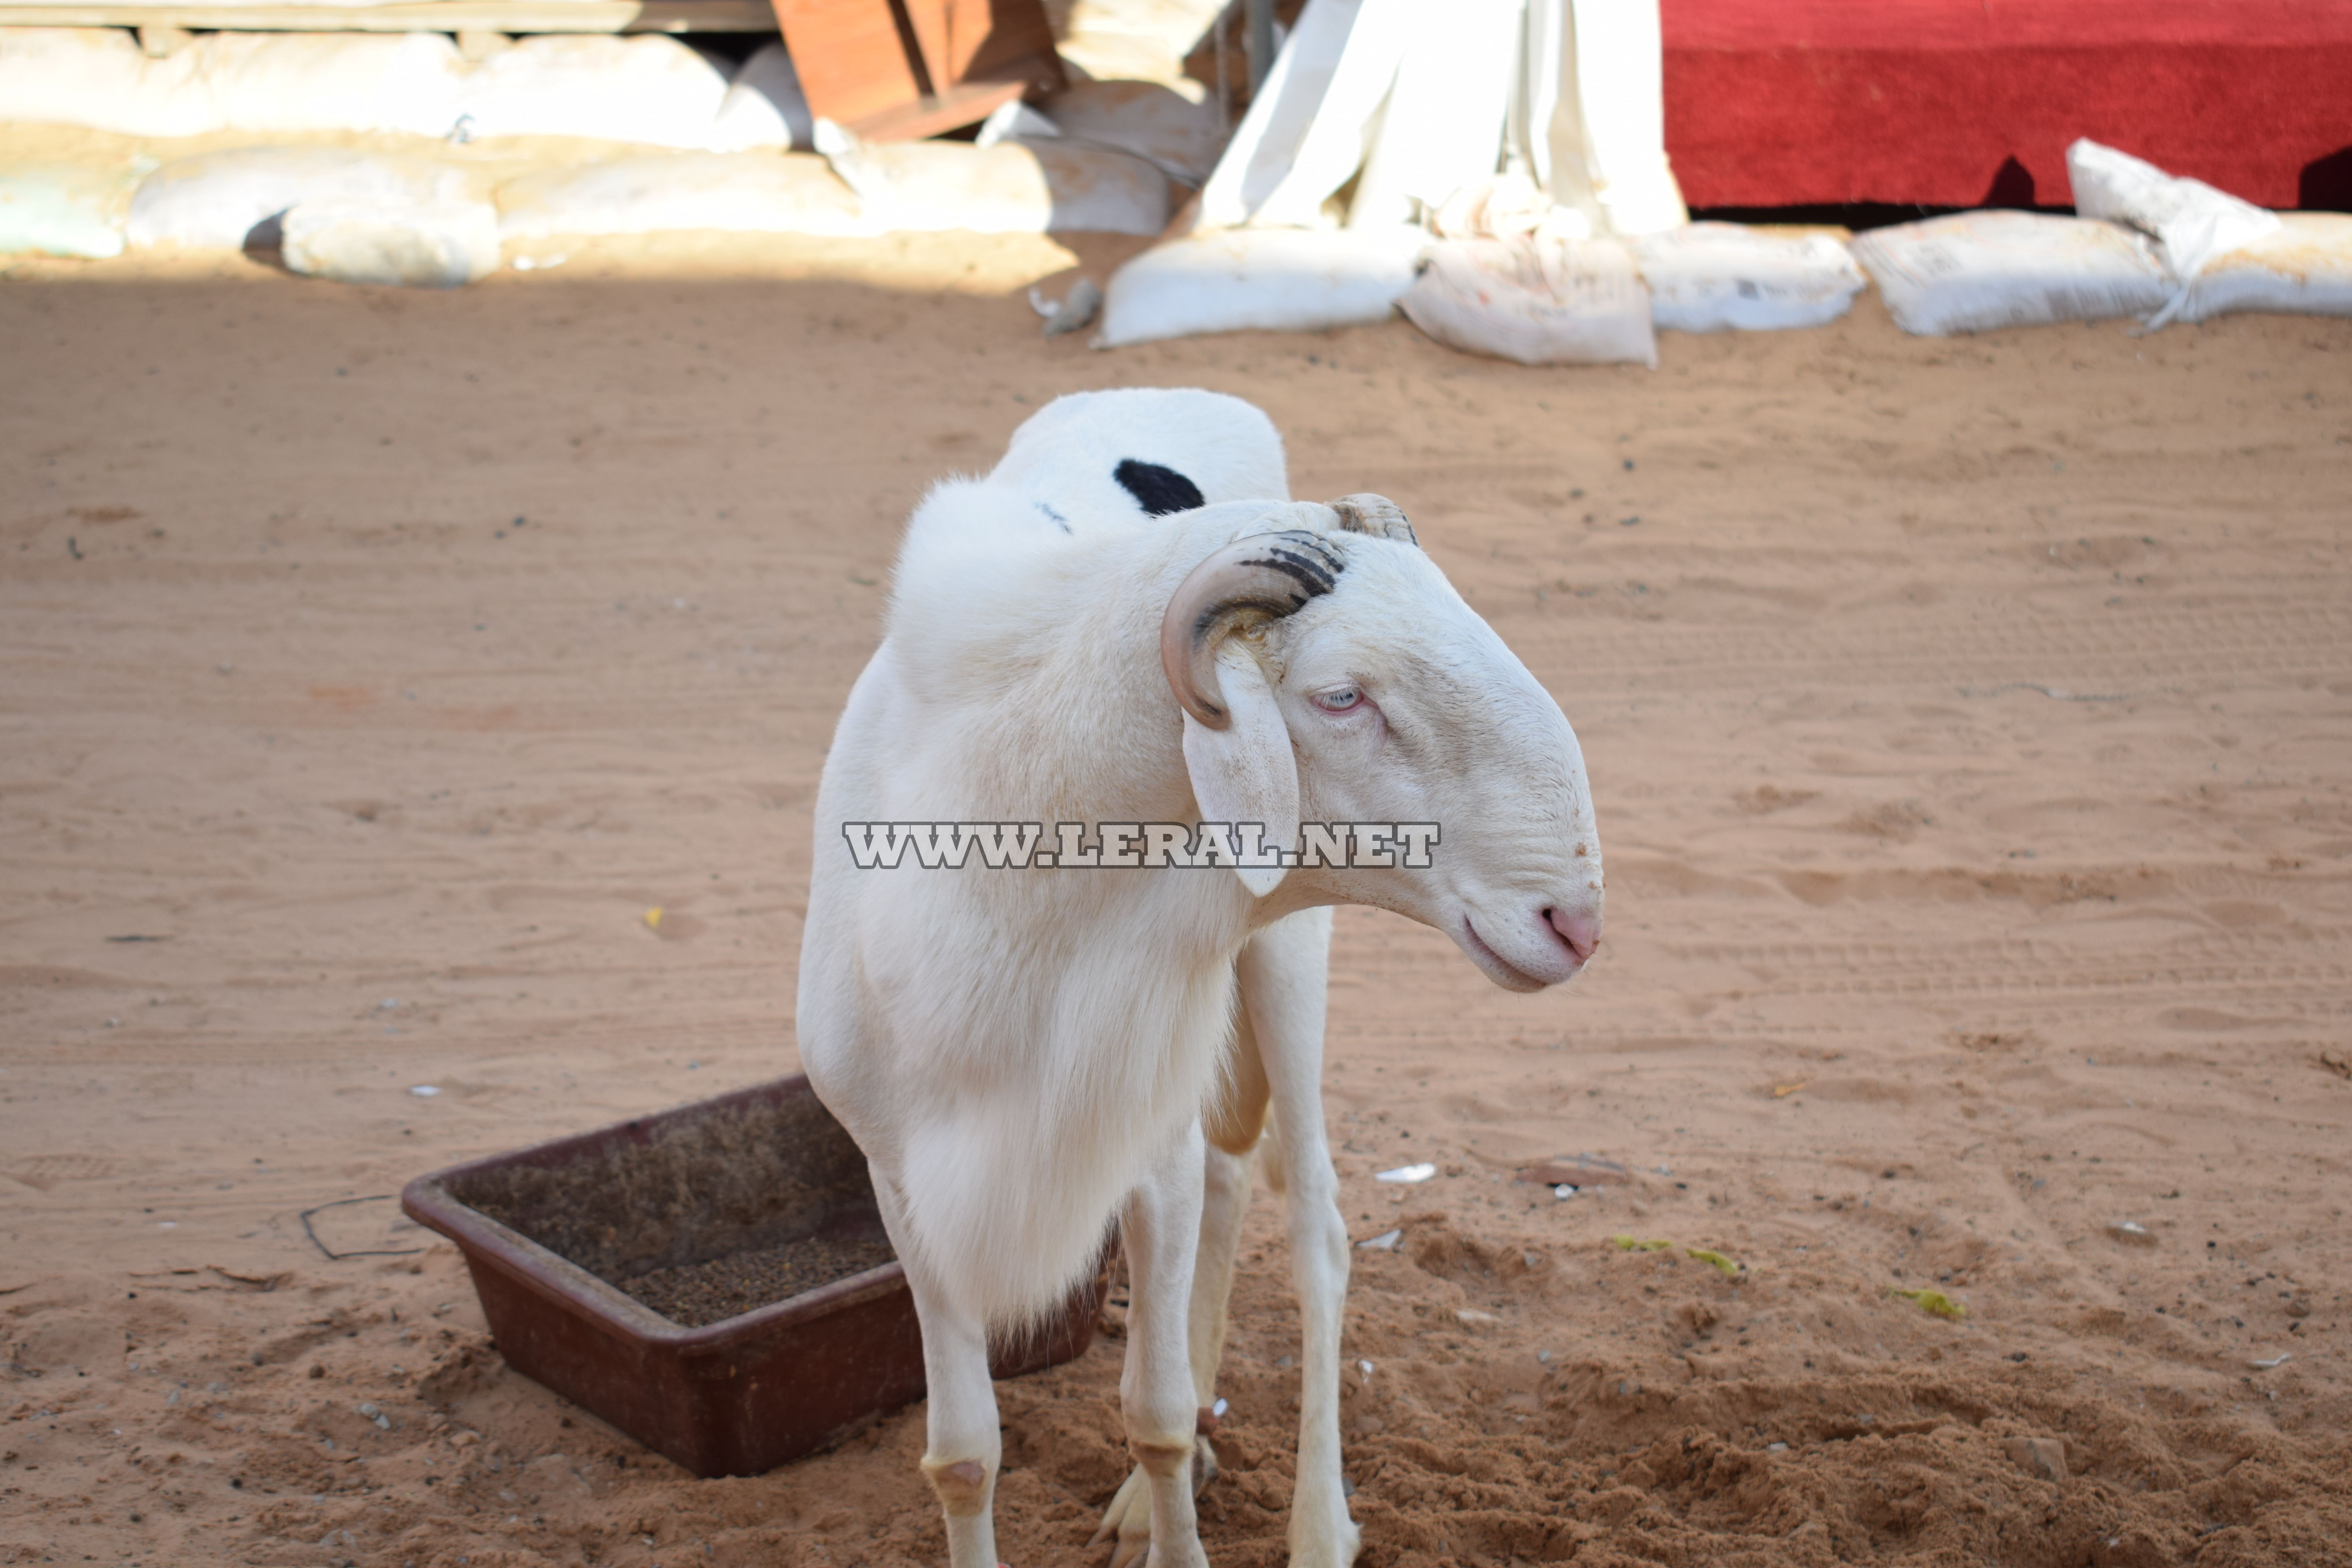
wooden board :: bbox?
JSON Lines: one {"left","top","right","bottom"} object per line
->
{"left": 771, "top": 0, "right": 929, "bottom": 125}
{"left": 899, "top": 0, "right": 1056, "bottom": 95}
{"left": 772, "top": 0, "right": 1063, "bottom": 140}
{"left": 0, "top": 0, "right": 770, "bottom": 29}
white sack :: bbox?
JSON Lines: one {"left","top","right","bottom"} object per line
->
{"left": 1095, "top": 225, "right": 1427, "bottom": 346}
{"left": 823, "top": 136, "right": 1172, "bottom": 236}
{"left": 973, "top": 99, "right": 1061, "bottom": 147}
{"left": 701, "top": 41, "right": 812, "bottom": 152}
{"left": 497, "top": 152, "right": 866, "bottom": 239}
{"left": 192, "top": 31, "right": 465, "bottom": 137}
{"left": 1429, "top": 174, "right": 1583, "bottom": 241}
{"left": 1399, "top": 236, "right": 1656, "bottom": 367}
{"left": 1631, "top": 223, "right": 1867, "bottom": 332}
{"left": 281, "top": 197, "right": 501, "bottom": 287}
{"left": 457, "top": 35, "right": 730, "bottom": 143}
{"left": 128, "top": 147, "right": 468, "bottom": 250}
{"left": 1045, "top": 79, "right": 1227, "bottom": 186}
{"left": 0, "top": 27, "right": 215, "bottom": 137}
{"left": 0, "top": 27, "right": 773, "bottom": 147}
{"left": 2066, "top": 139, "right": 2279, "bottom": 283}
{"left": 0, "top": 164, "right": 141, "bottom": 258}
{"left": 2175, "top": 213, "right": 2352, "bottom": 322}
{"left": 0, "top": 28, "right": 466, "bottom": 139}
{"left": 1851, "top": 211, "right": 2173, "bottom": 336}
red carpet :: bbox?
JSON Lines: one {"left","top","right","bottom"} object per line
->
{"left": 1661, "top": 0, "right": 2352, "bottom": 210}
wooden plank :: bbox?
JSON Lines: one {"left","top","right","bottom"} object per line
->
{"left": 841, "top": 73, "right": 1022, "bottom": 141}
{"left": 780, "top": 0, "right": 1062, "bottom": 141}
{"left": 0, "top": 0, "right": 771, "bottom": 29}
{"left": 899, "top": 0, "right": 1057, "bottom": 95}
{"left": 771, "top": 0, "right": 928, "bottom": 126}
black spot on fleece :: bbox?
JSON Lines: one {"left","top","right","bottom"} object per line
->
{"left": 1114, "top": 460, "right": 1205, "bottom": 517}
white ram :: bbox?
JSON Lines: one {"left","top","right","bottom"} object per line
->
{"left": 799, "top": 390, "right": 1602, "bottom": 1568}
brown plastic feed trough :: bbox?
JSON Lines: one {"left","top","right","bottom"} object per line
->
{"left": 401, "top": 1074, "right": 1107, "bottom": 1479}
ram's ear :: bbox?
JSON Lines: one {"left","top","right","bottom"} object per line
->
{"left": 1182, "top": 648, "right": 1298, "bottom": 899}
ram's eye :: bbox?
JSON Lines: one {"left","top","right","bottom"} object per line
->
{"left": 1312, "top": 687, "right": 1363, "bottom": 713}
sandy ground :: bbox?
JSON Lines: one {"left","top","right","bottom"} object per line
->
{"left": 2, "top": 229, "right": 2349, "bottom": 1568}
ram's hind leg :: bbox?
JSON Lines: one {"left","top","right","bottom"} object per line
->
{"left": 1093, "top": 995, "right": 1267, "bottom": 1567}
{"left": 871, "top": 1162, "right": 1004, "bottom": 1568}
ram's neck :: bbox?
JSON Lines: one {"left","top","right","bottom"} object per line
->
{"left": 882, "top": 493, "right": 1212, "bottom": 828}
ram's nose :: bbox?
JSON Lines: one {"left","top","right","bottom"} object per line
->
{"left": 1544, "top": 906, "right": 1601, "bottom": 970}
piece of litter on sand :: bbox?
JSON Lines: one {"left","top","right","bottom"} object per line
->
{"left": 1554, "top": 1184, "right": 1577, "bottom": 1199}
{"left": 1890, "top": 1286, "right": 1966, "bottom": 1319}
{"left": 1356, "top": 1229, "right": 1402, "bottom": 1251}
{"left": 1517, "top": 1153, "right": 1630, "bottom": 1185}
{"left": 299, "top": 1195, "right": 426, "bottom": 1261}
{"left": 1028, "top": 278, "right": 1102, "bottom": 338}
{"left": 1211, "top": 1397, "right": 1228, "bottom": 1418}
{"left": 1375, "top": 1162, "right": 1436, "bottom": 1184}
{"left": 1357, "top": 1359, "right": 1374, "bottom": 1377}
{"left": 2107, "top": 1220, "right": 2156, "bottom": 1245}
{"left": 1455, "top": 1308, "right": 1501, "bottom": 1326}
{"left": 2250, "top": 1354, "right": 2292, "bottom": 1370}
{"left": 643, "top": 906, "right": 664, "bottom": 931}
{"left": 408, "top": 1085, "right": 439, "bottom": 1098}
{"left": 1773, "top": 1082, "right": 1807, "bottom": 1098}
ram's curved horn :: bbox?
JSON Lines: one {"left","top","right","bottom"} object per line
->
{"left": 1327, "top": 493, "right": 1417, "bottom": 548}
{"left": 1160, "top": 528, "right": 1347, "bottom": 729}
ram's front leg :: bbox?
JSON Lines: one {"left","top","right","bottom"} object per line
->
{"left": 871, "top": 1161, "right": 1004, "bottom": 1568}
{"left": 1120, "top": 1121, "right": 1212, "bottom": 1568}
{"left": 1091, "top": 1136, "right": 1248, "bottom": 1568}
{"left": 1239, "top": 914, "right": 1360, "bottom": 1568}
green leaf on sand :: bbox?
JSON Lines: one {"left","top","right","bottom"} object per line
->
{"left": 1610, "top": 1236, "right": 1743, "bottom": 1276}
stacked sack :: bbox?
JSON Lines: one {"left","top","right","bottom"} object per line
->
{"left": 1853, "top": 140, "right": 2352, "bottom": 335}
